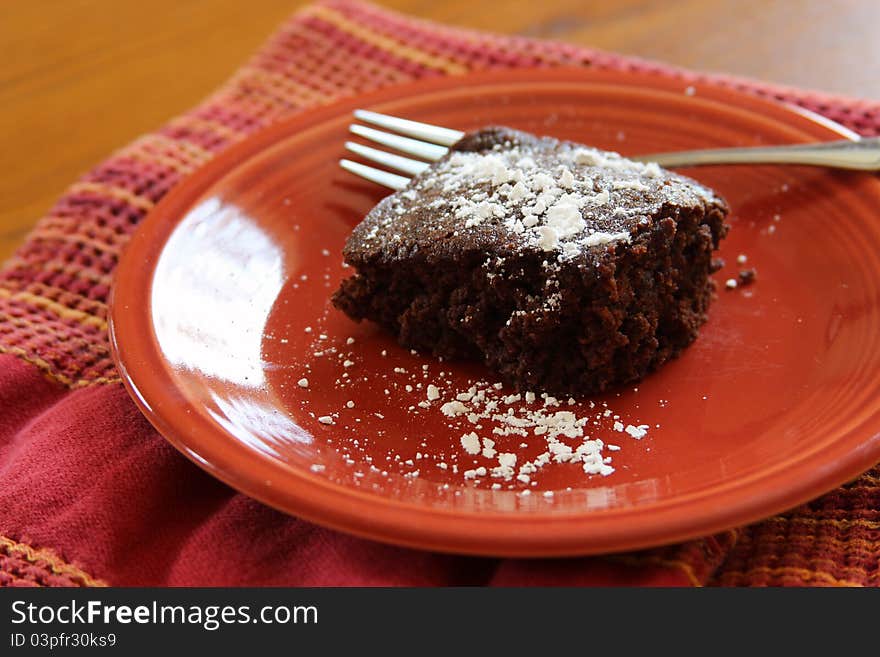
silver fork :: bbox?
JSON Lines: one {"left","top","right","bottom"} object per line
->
{"left": 340, "top": 109, "right": 880, "bottom": 190}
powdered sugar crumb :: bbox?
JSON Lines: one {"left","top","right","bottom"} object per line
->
{"left": 460, "top": 431, "right": 481, "bottom": 455}
{"left": 625, "top": 424, "right": 649, "bottom": 440}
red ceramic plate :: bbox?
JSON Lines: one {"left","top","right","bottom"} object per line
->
{"left": 110, "top": 69, "right": 880, "bottom": 557}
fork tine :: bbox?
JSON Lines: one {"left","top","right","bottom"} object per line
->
{"left": 354, "top": 109, "right": 464, "bottom": 147}
{"left": 339, "top": 159, "right": 409, "bottom": 190}
{"left": 350, "top": 124, "right": 448, "bottom": 161}
{"left": 346, "top": 141, "right": 431, "bottom": 176}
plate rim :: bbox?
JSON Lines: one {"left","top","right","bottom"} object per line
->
{"left": 109, "top": 67, "right": 880, "bottom": 557}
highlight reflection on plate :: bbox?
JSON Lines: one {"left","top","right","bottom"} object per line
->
{"left": 110, "top": 69, "right": 880, "bottom": 556}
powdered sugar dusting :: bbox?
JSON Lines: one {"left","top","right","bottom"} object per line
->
{"left": 356, "top": 128, "right": 715, "bottom": 263}
{"left": 426, "top": 380, "right": 622, "bottom": 481}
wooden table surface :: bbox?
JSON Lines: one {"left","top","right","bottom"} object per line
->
{"left": 3, "top": 0, "right": 878, "bottom": 262}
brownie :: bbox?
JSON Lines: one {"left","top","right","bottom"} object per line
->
{"left": 333, "top": 127, "right": 729, "bottom": 395}
{"left": 738, "top": 268, "right": 757, "bottom": 286}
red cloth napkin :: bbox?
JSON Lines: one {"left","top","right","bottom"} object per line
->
{"left": 2, "top": 0, "right": 879, "bottom": 587}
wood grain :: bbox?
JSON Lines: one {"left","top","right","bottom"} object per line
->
{"left": 2, "top": 0, "right": 878, "bottom": 261}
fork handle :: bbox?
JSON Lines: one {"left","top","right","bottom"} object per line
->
{"left": 635, "top": 137, "right": 880, "bottom": 171}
